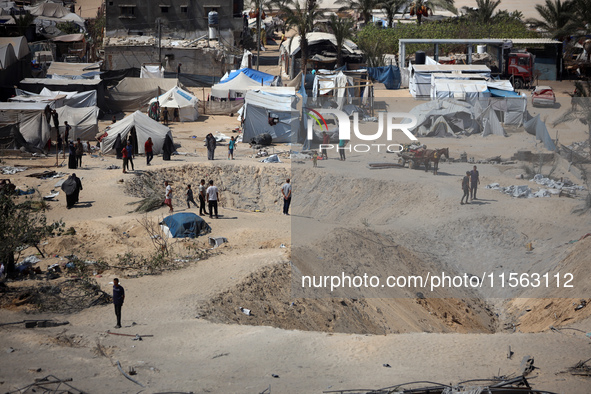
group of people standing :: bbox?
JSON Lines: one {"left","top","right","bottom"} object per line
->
{"left": 205, "top": 134, "right": 237, "bottom": 161}
{"left": 165, "top": 179, "right": 221, "bottom": 219}
{"left": 461, "top": 165, "right": 480, "bottom": 205}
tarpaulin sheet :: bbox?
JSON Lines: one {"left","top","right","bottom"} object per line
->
{"left": 55, "top": 106, "right": 99, "bottom": 140}
{"left": 149, "top": 86, "right": 199, "bottom": 121}
{"left": 0, "top": 102, "right": 50, "bottom": 149}
{"left": 141, "top": 65, "right": 164, "bottom": 79}
{"left": 366, "top": 66, "right": 401, "bottom": 90}
{"left": 220, "top": 67, "right": 274, "bottom": 85}
{"left": 161, "top": 213, "right": 210, "bottom": 238}
{"left": 105, "top": 77, "right": 180, "bottom": 112}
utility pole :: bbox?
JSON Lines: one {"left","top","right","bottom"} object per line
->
{"left": 256, "top": 2, "right": 261, "bottom": 70}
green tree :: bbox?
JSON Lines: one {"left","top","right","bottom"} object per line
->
{"left": 281, "top": 0, "right": 323, "bottom": 75}
{"left": 0, "top": 193, "right": 62, "bottom": 278}
{"left": 14, "top": 13, "right": 36, "bottom": 36}
{"left": 526, "top": 0, "right": 574, "bottom": 38}
{"left": 571, "top": 0, "right": 591, "bottom": 33}
{"left": 329, "top": 14, "right": 354, "bottom": 66}
{"left": 472, "top": 0, "right": 501, "bottom": 23}
{"left": 381, "top": 0, "right": 407, "bottom": 27}
{"left": 337, "top": 0, "right": 381, "bottom": 24}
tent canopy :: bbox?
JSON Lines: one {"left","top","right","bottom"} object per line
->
{"left": 27, "top": 3, "right": 86, "bottom": 27}
{"left": 101, "top": 110, "right": 173, "bottom": 155}
{"left": 242, "top": 90, "right": 298, "bottom": 143}
{"left": 0, "top": 102, "right": 50, "bottom": 150}
{"left": 0, "top": 43, "right": 17, "bottom": 70}
{"left": 161, "top": 213, "right": 211, "bottom": 238}
{"left": 220, "top": 67, "right": 275, "bottom": 85}
{"left": 13, "top": 88, "right": 97, "bottom": 108}
{"left": 106, "top": 77, "right": 181, "bottom": 112}
{"left": 211, "top": 72, "right": 264, "bottom": 99}
{"left": 281, "top": 32, "right": 362, "bottom": 57}
{"left": 0, "top": 37, "right": 29, "bottom": 60}
{"left": 47, "top": 62, "right": 101, "bottom": 78}
{"left": 149, "top": 86, "right": 199, "bottom": 121}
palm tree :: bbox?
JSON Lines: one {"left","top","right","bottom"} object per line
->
{"left": 281, "top": 0, "right": 323, "bottom": 75}
{"left": 381, "top": 0, "right": 407, "bottom": 27}
{"left": 572, "top": 0, "right": 591, "bottom": 33}
{"left": 14, "top": 12, "right": 36, "bottom": 37}
{"left": 329, "top": 14, "right": 354, "bottom": 66}
{"left": 525, "top": 0, "right": 574, "bottom": 38}
{"left": 410, "top": 0, "right": 457, "bottom": 25}
{"left": 473, "top": 0, "right": 501, "bottom": 23}
{"left": 337, "top": 0, "right": 381, "bottom": 25}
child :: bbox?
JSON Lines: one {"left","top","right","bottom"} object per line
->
{"left": 312, "top": 151, "right": 318, "bottom": 168}
{"left": 186, "top": 184, "right": 198, "bottom": 209}
{"left": 228, "top": 136, "right": 236, "bottom": 160}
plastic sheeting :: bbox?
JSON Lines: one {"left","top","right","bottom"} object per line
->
{"left": 55, "top": 106, "right": 100, "bottom": 140}
{"left": 101, "top": 110, "right": 173, "bottom": 155}
{"left": 478, "top": 106, "right": 506, "bottom": 137}
{"left": 0, "top": 102, "right": 50, "bottom": 150}
{"left": 524, "top": 114, "right": 556, "bottom": 151}
{"left": 161, "top": 213, "right": 210, "bottom": 238}
{"left": 141, "top": 65, "right": 164, "bottom": 79}
{"left": 149, "top": 86, "right": 199, "bottom": 121}
{"left": 105, "top": 77, "right": 181, "bottom": 112}
{"left": 366, "top": 66, "right": 401, "bottom": 90}
{"left": 219, "top": 68, "right": 275, "bottom": 85}
{"left": 242, "top": 90, "right": 298, "bottom": 143}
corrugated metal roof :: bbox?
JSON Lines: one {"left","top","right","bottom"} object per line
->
{"left": 509, "top": 38, "right": 562, "bottom": 45}
{"left": 412, "top": 64, "right": 491, "bottom": 72}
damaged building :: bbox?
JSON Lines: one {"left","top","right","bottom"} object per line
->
{"left": 104, "top": 0, "right": 244, "bottom": 77}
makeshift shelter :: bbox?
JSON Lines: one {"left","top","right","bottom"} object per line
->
{"left": 105, "top": 77, "right": 181, "bottom": 112}
{"left": 524, "top": 114, "right": 556, "bottom": 151}
{"left": 13, "top": 88, "right": 97, "bottom": 108}
{"left": 478, "top": 106, "right": 507, "bottom": 137}
{"left": 210, "top": 72, "right": 264, "bottom": 99}
{"left": 0, "top": 102, "right": 50, "bottom": 150}
{"left": 160, "top": 213, "right": 211, "bottom": 238}
{"left": 242, "top": 89, "right": 298, "bottom": 143}
{"left": 55, "top": 106, "right": 100, "bottom": 140}
{"left": 409, "top": 100, "right": 481, "bottom": 137}
{"left": 26, "top": 3, "right": 86, "bottom": 28}
{"left": 52, "top": 34, "right": 86, "bottom": 60}
{"left": 101, "top": 110, "right": 173, "bottom": 155}
{"left": 0, "top": 123, "right": 43, "bottom": 153}
{"left": 47, "top": 62, "right": 101, "bottom": 79}
{"left": 149, "top": 87, "right": 199, "bottom": 121}
{"left": 409, "top": 64, "right": 491, "bottom": 98}
{"left": 19, "top": 78, "right": 106, "bottom": 110}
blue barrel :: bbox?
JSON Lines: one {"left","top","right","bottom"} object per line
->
{"left": 208, "top": 11, "right": 219, "bottom": 26}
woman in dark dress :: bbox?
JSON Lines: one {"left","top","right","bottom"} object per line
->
{"left": 61, "top": 173, "right": 82, "bottom": 209}
{"left": 68, "top": 141, "right": 77, "bottom": 169}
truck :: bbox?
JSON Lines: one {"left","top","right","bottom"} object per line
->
{"left": 503, "top": 50, "right": 535, "bottom": 90}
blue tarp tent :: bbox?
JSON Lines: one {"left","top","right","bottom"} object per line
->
{"left": 161, "top": 213, "right": 211, "bottom": 238}
{"left": 366, "top": 66, "right": 401, "bottom": 90}
{"left": 220, "top": 68, "right": 275, "bottom": 85}
{"left": 489, "top": 88, "right": 521, "bottom": 98}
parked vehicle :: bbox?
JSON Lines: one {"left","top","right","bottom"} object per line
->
{"left": 532, "top": 86, "right": 556, "bottom": 107}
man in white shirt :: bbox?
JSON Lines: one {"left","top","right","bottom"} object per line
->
{"left": 281, "top": 178, "right": 291, "bottom": 215}
{"left": 164, "top": 181, "right": 173, "bottom": 213}
{"left": 206, "top": 180, "right": 220, "bottom": 219}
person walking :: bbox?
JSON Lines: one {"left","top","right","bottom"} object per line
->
{"left": 164, "top": 181, "right": 173, "bottom": 213}
{"left": 121, "top": 144, "right": 128, "bottom": 174}
{"left": 145, "top": 137, "right": 154, "bottom": 165}
{"left": 198, "top": 179, "right": 209, "bottom": 216}
{"left": 322, "top": 132, "right": 329, "bottom": 159}
{"left": 206, "top": 180, "right": 220, "bottom": 219}
{"left": 68, "top": 140, "right": 77, "bottom": 169}
{"left": 186, "top": 185, "right": 198, "bottom": 209}
{"left": 173, "top": 107, "right": 180, "bottom": 122}
{"left": 112, "top": 278, "right": 125, "bottom": 329}
{"left": 206, "top": 133, "right": 217, "bottom": 160}
{"left": 162, "top": 107, "right": 169, "bottom": 125}
{"left": 63, "top": 121, "right": 71, "bottom": 159}
{"left": 338, "top": 139, "right": 347, "bottom": 161}
{"left": 281, "top": 178, "right": 292, "bottom": 215}
{"left": 461, "top": 171, "right": 471, "bottom": 205}
{"left": 470, "top": 165, "right": 480, "bottom": 200}
{"left": 75, "top": 138, "right": 84, "bottom": 168}
{"left": 228, "top": 136, "right": 236, "bottom": 160}
{"left": 61, "top": 173, "right": 82, "bottom": 209}
{"left": 126, "top": 140, "right": 135, "bottom": 171}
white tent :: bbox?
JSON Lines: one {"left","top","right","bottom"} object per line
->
{"left": 242, "top": 89, "right": 298, "bottom": 143}
{"left": 55, "top": 106, "right": 100, "bottom": 140}
{"left": 106, "top": 77, "right": 181, "bottom": 112}
{"left": 0, "top": 102, "right": 50, "bottom": 150}
{"left": 211, "top": 72, "right": 262, "bottom": 99}
{"left": 149, "top": 87, "right": 199, "bottom": 121}
{"left": 101, "top": 111, "right": 173, "bottom": 155}
{"left": 409, "top": 64, "right": 491, "bottom": 98}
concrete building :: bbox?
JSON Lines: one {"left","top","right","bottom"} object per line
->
{"left": 106, "top": 0, "right": 245, "bottom": 42}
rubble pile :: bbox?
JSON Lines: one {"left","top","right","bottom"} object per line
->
{"left": 486, "top": 174, "right": 586, "bottom": 198}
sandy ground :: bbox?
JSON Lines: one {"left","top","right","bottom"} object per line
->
{"left": 2, "top": 38, "right": 591, "bottom": 392}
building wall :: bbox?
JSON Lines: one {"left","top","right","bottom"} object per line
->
{"left": 104, "top": 45, "right": 231, "bottom": 77}
{"left": 106, "top": 0, "right": 244, "bottom": 40}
